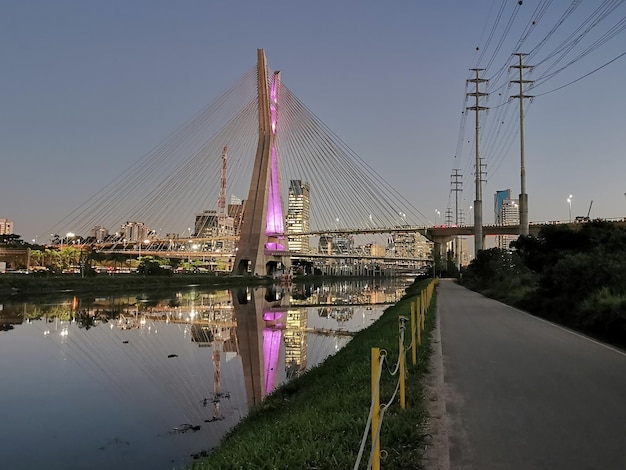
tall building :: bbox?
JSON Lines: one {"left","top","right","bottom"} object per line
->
{"left": 0, "top": 218, "right": 14, "bottom": 235}
{"left": 228, "top": 199, "right": 246, "bottom": 236}
{"left": 194, "top": 210, "right": 235, "bottom": 252}
{"left": 318, "top": 234, "right": 353, "bottom": 255}
{"left": 119, "top": 221, "right": 150, "bottom": 243}
{"left": 494, "top": 190, "right": 519, "bottom": 249}
{"left": 90, "top": 226, "right": 109, "bottom": 242}
{"left": 494, "top": 189, "right": 512, "bottom": 224}
{"left": 392, "top": 231, "right": 432, "bottom": 259}
{"left": 286, "top": 180, "right": 310, "bottom": 253}
{"left": 195, "top": 210, "right": 218, "bottom": 237}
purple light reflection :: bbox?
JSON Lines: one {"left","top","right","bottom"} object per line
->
{"left": 263, "top": 311, "right": 284, "bottom": 396}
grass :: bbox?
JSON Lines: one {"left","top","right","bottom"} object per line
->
{"left": 191, "top": 279, "right": 437, "bottom": 470}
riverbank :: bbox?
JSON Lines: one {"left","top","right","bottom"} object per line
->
{"left": 190, "top": 278, "right": 437, "bottom": 469}
{"left": 0, "top": 273, "right": 267, "bottom": 299}
{"left": 0, "top": 272, "right": 403, "bottom": 300}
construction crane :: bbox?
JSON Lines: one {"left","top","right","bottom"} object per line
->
{"left": 575, "top": 200, "right": 593, "bottom": 222}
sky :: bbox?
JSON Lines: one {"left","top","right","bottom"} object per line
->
{"left": 1, "top": 0, "right": 625, "bottom": 242}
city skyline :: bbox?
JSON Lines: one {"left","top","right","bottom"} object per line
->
{"left": 1, "top": 1, "right": 625, "bottom": 240}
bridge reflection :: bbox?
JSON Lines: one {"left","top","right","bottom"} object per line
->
{"left": 1, "top": 279, "right": 409, "bottom": 415}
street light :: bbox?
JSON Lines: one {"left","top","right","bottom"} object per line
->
{"left": 434, "top": 210, "right": 441, "bottom": 226}
{"left": 567, "top": 195, "right": 573, "bottom": 223}
{"left": 61, "top": 232, "right": 75, "bottom": 250}
{"left": 138, "top": 239, "right": 150, "bottom": 260}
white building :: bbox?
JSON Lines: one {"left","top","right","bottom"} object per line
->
{"left": 0, "top": 218, "right": 13, "bottom": 235}
{"left": 119, "top": 221, "right": 150, "bottom": 243}
{"left": 497, "top": 199, "right": 520, "bottom": 249}
{"left": 91, "top": 225, "right": 109, "bottom": 242}
{"left": 286, "top": 180, "right": 310, "bottom": 253}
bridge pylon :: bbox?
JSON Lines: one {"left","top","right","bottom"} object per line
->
{"left": 232, "top": 49, "right": 290, "bottom": 276}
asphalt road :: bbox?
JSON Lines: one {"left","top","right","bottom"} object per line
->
{"left": 437, "top": 279, "right": 626, "bottom": 470}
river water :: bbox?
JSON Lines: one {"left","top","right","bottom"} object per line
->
{"left": 0, "top": 277, "right": 414, "bottom": 470}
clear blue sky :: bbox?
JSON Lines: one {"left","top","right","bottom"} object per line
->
{"left": 1, "top": 0, "right": 624, "bottom": 241}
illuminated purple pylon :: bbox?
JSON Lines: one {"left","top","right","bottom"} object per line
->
{"left": 232, "top": 49, "right": 290, "bottom": 276}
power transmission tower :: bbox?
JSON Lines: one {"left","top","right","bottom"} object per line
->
{"left": 445, "top": 207, "right": 454, "bottom": 226}
{"left": 467, "top": 69, "right": 489, "bottom": 254}
{"left": 451, "top": 169, "right": 463, "bottom": 268}
{"left": 451, "top": 169, "right": 463, "bottom": 224}
{"left": 510, "top": 53, "right": 534, "bottom": 236}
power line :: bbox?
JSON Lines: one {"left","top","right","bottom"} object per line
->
{"left": 533, "top": 50, "right": 626, "bottom": 96}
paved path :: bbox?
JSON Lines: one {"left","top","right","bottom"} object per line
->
{"left": 434, "top": 279, "right": 626, "bottom": 470}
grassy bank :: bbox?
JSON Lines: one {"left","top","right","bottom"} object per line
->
{"left": 191, "top": 279, "right": 437, "bottom": 470}
{"left": 0, "top": 273, "right": 275, "bottom": 299}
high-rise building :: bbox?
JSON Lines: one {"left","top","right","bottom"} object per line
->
{"left": 286, "top": 180, "right": 310, "bottom": 253}
{"left": 195, "top": 210, "right": 235, "bottom": 252}
{"left": 228, "top": 199, "right": 246, "bottom": 236}
{"left": 494, "top": 190, "right": 519, "bottom": 249}
{"left": 494, "top": 189, "right": 512, "bottom": 225}
{"left": 318, "top": 234, "right": 353, "bottom": 255}
{"left": 392, "top": 231, "right": 433, "bottom": 260}
{"left": 90, "top": 226, "right": 109, "bottom": 242}
{"left": 119, "top": 221, "right": 150, "bottom": 242}
{"left": 0, "top": 218, "right": 14, "bottom": 235}
{"left": 195, "top": 210, "right": 218, "bottom": 237}
{"left": 501, "top": 199, "right": 520, "bottom": 226}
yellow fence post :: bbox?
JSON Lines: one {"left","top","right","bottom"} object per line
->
{"left": 421, "top": 289, "right": 426, "bottom": 331}
{"left": 411, "top": 301, "right": 417, "bottom": 365}
{"left": 417, "top": 297, "right": 422, "bottom": 347}
{"left": 371, "top": 348, "right": 380, "bottom": 470}
{"left": 399, "top": 317, "right": 406, "bottom": 409}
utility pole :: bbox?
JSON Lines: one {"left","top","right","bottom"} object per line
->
{"left": 467, "top": 69, "right": 488, "bottom": 255}
{"left": 451, "top": 169, "right": 463, "bottom": 268}
{"left": 445, "top": 207, "right": 454, "bottom": 226}
{"left": 510, "top": 53, "right": 533, "bottom": 236}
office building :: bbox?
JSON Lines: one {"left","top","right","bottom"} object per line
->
{"left": 286, "top": 180, "right": 310, "bottom": 253}
{"left": 90, "top": 226, "right": 109, "bottom": 242}
{"left": 194, "top": 210, "right": 235, "bottom": 252}
{"left": 494, "top": 189, "right": 519, "bottom": 249}
{"left": 119, "top": 221, "right": 150, "bottom": 243}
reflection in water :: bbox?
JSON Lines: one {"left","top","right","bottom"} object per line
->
{"left": 0, "top": 278, "right": 414, "bottom": 469}
{"left": 231, "top": 285, "right": 301, "bottom": 408}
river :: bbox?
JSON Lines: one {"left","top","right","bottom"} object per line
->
{"left": 0, "top": 277, "right": 414, "bottom": 470}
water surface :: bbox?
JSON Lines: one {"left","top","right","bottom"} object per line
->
{"left": 0, "top": 278, "right": 413, "bottom": 469}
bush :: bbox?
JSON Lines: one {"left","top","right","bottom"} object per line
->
{"left": 464, "top": 222, "right": 626, "bottom": 347}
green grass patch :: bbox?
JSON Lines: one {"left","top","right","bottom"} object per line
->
{"left": 191, "top": 280, "right": 437, "bottom": 470}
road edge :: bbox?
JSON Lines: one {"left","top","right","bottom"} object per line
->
{"left": 422, "top": 290, "right": 451, "bottom": 470}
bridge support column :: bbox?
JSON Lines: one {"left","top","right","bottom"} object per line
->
{"left": 232, "top": 49, "right": 290, "bottom": 277}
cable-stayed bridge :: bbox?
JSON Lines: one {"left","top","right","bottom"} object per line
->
{"left": 48, "top": 50, "right": 439, "bottom": 274}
